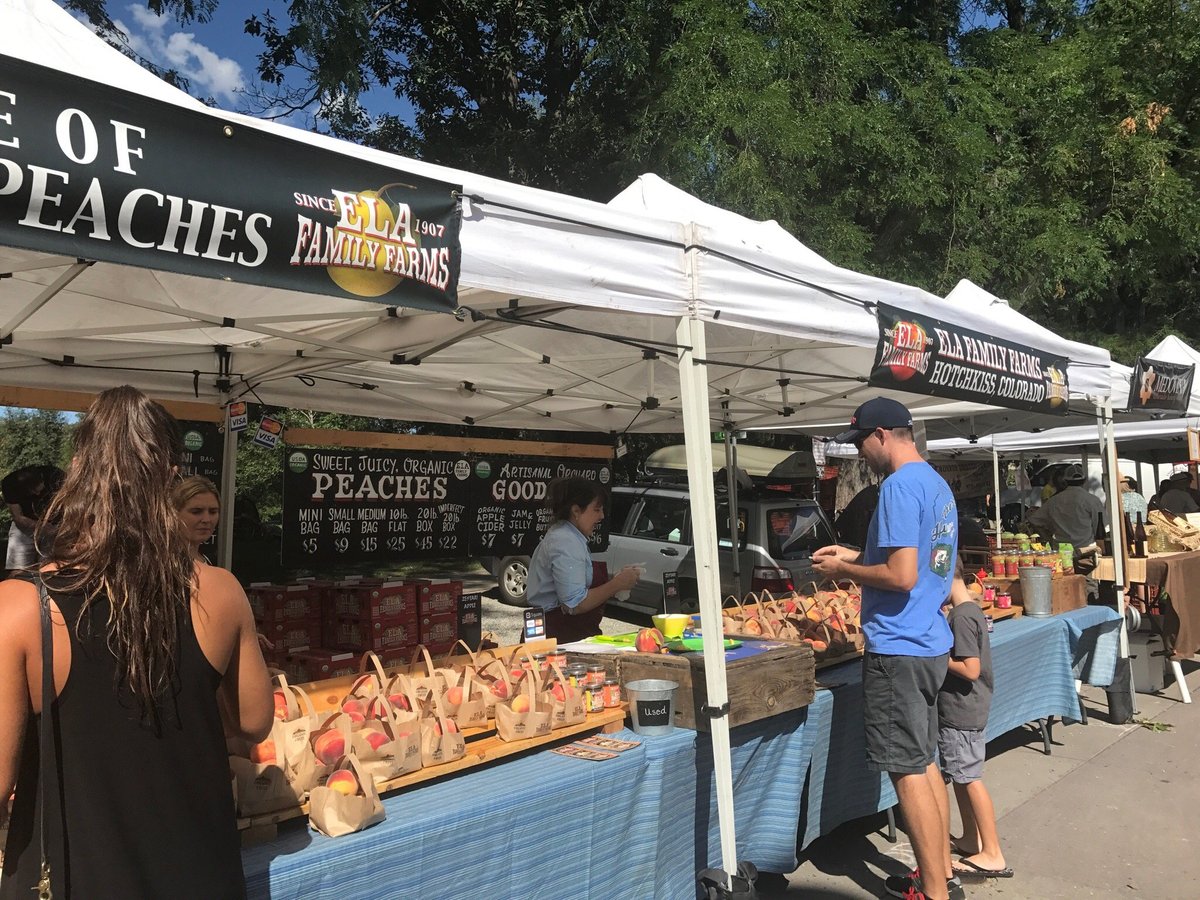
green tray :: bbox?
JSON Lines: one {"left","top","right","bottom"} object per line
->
{"left": 666, "top": 637, "right": 742, "bottom": 653}
{"left": 590, "top": 632, "right": 640, "bottom": 645}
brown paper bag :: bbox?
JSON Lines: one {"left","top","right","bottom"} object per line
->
{"left": 351, "top": 690, "right": 422, "bottom": 783}
{"left": 229, "top": 733, "right": 306, "bottom": 817}
{"left": 272, "top": 675, "right": 322, "bottom": 793}
{"left": 418, "top": 694, "right": 466, "bottom": 767}
{"left": 494, "top": 669, "right": 553, "bottom": 743}
{"left": 407, "top": 645, "right": 452, "bottom": 703}
{"left": 540, "top": 661, "right": 587, "bottom": 729}
{"left": 474, "top": 656, "right": 514, "bottom": 715}
{"left": 443, "top": 666, "right": 488, "bottom": 729}
{"left": 308, "top": 755, "right": 386, "bottom": 838}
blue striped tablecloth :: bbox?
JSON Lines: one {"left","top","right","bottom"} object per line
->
{"left": 799, "top": 613, "right": 1086, "bottom": 849}
{"left": 243, "top": 725, "right": 698, "bottom": 900}
{"left": 1057, "top": 605, "right": 1122, "bottom": 687}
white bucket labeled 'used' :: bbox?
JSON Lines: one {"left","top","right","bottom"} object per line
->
{"left": 624, "top": 679, "right": 678, "bottom": 735}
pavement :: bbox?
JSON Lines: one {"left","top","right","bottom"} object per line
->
{"left": 759, "top": 658, "right": 1200, "bottom": 899}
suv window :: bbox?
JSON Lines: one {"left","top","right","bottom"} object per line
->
{"left": 608, "top": 490, "right": 637, "bottom": 533}
{"left": 763, "top": 504, "right": 835, "bottom": 559}
{"left": 629, "top": 494, "right": 689, "bottom": 543}
{"left": 716, "top": 500, "right": 747, "bottom": 550}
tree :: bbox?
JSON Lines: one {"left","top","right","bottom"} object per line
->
{"left": 0, "top": 408, "right": 74, "bottom": 530}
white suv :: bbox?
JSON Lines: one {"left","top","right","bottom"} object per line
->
{"left": 484, "top": 483, "right": 836, "bottom": 619}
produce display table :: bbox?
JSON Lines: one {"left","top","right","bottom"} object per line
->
{"left": 243, "top": 612, "right": 1118, "bottom": 894}
{"left": 1097, "top": 549, "right": 1200, "bottom": 660}
{"left": 983, "top": 573, "right": 1088, "bottom": 615}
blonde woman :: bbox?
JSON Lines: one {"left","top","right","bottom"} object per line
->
{"left": 174, "top": 475, "right": 221, "bottom": 561}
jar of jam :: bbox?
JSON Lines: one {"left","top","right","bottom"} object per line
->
{"left": 1004, "top": 554, "right": 1019, "bottom": 578}
{"left": 996, "top": 592, "right": 1012, "bottom": 609}
{"left": 532, "top": 652, "right": 549, "bottom": 672}
{"left": 584, "top": 682, "right": 604, "bottom": 713}
{"left": 586, "top": 664, "right": 607, "bottom": 686}
{"left": 1018, "top": 550, "right": 1035, "bottom": 568}
{"left": 564, "top": 664, "right": 588, "bottom": 688}
{"left": 990, "top": 552, "right": 1006, "bottom": 579}
{"left": 601, "top": 679, "right": 622, "bottom": 708}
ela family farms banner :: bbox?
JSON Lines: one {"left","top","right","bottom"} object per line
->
{"left": 0, "top": 58, "right": 460, "bottom": 310}
{"left": 1126, "top": 357, "right": 1195, "bottom": 414}
{"left": 871, "top": 304, "right": 1070, "bottom": 414}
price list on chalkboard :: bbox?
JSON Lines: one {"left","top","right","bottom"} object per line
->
{"left": 470, "top": 456, "right": 612, "bottom": 557}
{"left": 281, "top": 448, "right": 613, "bottom": 567}
{"left": 282, "top": 448, "right": 473, "bottom": 565}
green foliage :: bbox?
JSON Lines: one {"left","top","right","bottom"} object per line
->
{"left": 0, "top": 409, "right": 74, "bottom": 530}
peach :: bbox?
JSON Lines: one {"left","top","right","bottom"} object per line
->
{"left": 635, "top": 627, "right": 665, "bottom": 653}
{"left": 326, "top": 768, "right": 358, "bottom": 796}
{"left": 431, "top": 718, "right": 459, "bottom": 737}
{"left": 551, "top": 681, "right": 572, "bottom": 703}
{"left": 387, "top": 692, "right": 411, "bottom": 711}
{"left": 366, "top": 697, "right": 390, "bottom": 720}
{"left": 249, "top": 739, "right": 277, "bottom": 766}
{"left": 742, "top": 619, "right": 763, "bottom": 635}
{"left": 364, "top": 730, "right": 390, "bottom": 752}
{"left": 489, "top": 679, "right": 510, "bottom": 700}
{"left": 511, "top": 694, "right": 531, "bottom": 714}
{"left": 341, "top": 698, "right": 366, "bottom": 717}
{"left": 273, "top": 691, "right": 290, "bottom": 721}
{"left": 446, "top": 685, "right": 464, "bottom": 706}
{"left": 313, "top": 729, "right": 346, "bottom": 766}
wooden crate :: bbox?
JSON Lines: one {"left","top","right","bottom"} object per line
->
{"left": 983, "top": 574, "right": 1087, "bottom": 615}
{"left": 615, "top": 644, "right": 815, "bottom": 732}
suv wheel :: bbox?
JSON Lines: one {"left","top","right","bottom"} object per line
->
{"left": 496, "top": 556, "right": 530, "bottom": 605}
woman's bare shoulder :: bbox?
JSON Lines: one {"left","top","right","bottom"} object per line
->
{"left": 0, "top": 577, "right": 42, "bottom": 642}
{"left": 194, "top": 564, "right": 250, "bottom": 613}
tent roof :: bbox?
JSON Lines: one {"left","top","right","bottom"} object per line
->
{"left": 644, "top": 443, "right": 817, "bottom": 479}
{"left": 1, "top": 0, "right": 1112, "bottom": 437}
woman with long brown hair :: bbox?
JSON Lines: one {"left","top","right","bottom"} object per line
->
{"left": 0, "top": 386, "right": 273, "bottom": 898}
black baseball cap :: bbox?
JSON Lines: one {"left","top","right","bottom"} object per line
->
{"left": 834, "top": 397, "right": 914, "bottom": 445}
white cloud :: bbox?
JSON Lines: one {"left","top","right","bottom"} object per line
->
{"left": 113, "top": 4, "right": 245, "bottom": 103}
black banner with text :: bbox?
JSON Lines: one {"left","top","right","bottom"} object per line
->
{"left": 870, "top": 304, "right": 1070, "bottom": 414}
{"left": 281, "top": 448, "right": 612, "bottom": 567}
{"left": 0, "top": 57, "right": 460, "bottom": 310}
{"left": 1126, "top": 357, "right": 1194, "bottom": 413}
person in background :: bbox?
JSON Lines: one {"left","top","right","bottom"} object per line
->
{"left": 174, "top": 475, "right": 221, "bottom": 562}
{"left": 940, "top": 563, "right": 1010, "bottom": 883}
{"left": 835, "top": 482, "right": 879, "bottom": 550}
{"left": 1027, "top": 464, "right": 1105, "bottom": 549}
{"left": 1040, "top": 468, "right": 1066, "bottom": 504}
{"left": 525, "top": 477, "right": 640, "bottom": 644}
{"left": 0, "top": 385, "right": 272, "bottom": 898}
{"left": 1156, "top": 471, "right": 1200, "bottom": 515}
{"left": 812, "top": 398, "right": 959, "bottom": 900}
{"left": 1, "top": 465, "right": 64, "bottom": 571}
{"left": 1119, "top": 476, "right": 1148, "bottom": 522}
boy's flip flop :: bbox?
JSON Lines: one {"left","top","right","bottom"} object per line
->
{"left": 952, "top": 859, "right": 1014, "bottom": 879}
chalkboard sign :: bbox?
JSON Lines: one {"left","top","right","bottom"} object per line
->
{"left": 178, "top": 420, "right": 224, "bottom": 554}
{"left": 635, "top": 698, "right": 672, "bottom": 728}
{"left": 282, "top": 448, "right": 472, "bottom": 565}
{"left": 470, "top": 456, "right": 612, "bottom": 557}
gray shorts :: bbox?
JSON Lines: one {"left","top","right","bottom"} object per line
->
{"left": 862, "top": 651, "right": 949, "bottom": 775}
{"left": 938, "top": 726, "right": 986, "bottom": 784}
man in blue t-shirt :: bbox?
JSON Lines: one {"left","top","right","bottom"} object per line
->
{"left": 814, "top": 397, "right": 958, "bottom": 900}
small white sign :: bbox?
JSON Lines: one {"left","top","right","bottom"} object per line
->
{"left": 227, "top": 401, "right": 249, "bottom": 433}
{"left": 252, "top": 415, "right": 283, "bottom": 449}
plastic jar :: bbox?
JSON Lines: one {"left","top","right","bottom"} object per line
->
{"left": 601, "top": 680, "right": 622, "bottom": 708}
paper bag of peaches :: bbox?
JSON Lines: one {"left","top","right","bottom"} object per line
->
{"left": 539, "top": 662, "right": 586, "bottom": 729}
{"left": 308, "top": 740, "right": 386, "bottom": 838}
{"left": 494, "top": 660, "right": 553, "bottom": 742}
{"left": 228, "top": 676, "right": 321, "bottom": 816}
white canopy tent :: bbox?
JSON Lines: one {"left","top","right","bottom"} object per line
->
{"left": 0, "top": 0, "right": 1122, "bottom": 883}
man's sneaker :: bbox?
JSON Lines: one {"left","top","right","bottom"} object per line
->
{"left": 883, "top": 869, "right": 966, "bottom": 900}
{"left": 883, "top": 870, "right": 919, "bottom": 898}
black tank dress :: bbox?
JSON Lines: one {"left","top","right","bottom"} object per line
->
{"left": 1, "top": 577, "right": 245, "bottom": 899}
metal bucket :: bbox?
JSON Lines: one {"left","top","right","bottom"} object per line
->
{"left": 1019, "top": 565, "right": 1053, "bottom": 617}
{"left": 624, "top": 679, "right": 678, "bottom": 736}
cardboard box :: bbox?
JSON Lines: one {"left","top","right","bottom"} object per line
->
{"left": 416, "top": 580, "right": 463, "bottom": 616}
{"left": 327, "top": 616, "right": 419, "bottom": 653}
{"left": 337, "top": 582, "right": 418, "bottom": 620}
{"left": 262, "top": 618, "right": 322, "bottom": 652}
{"left": 247, "top": 584, "right": 316, "bottom": 623}
{"left": 289, "top": 647, "right": 360, "bottom": 682}
{"left": 614, "top": 642, "right": 815, "bottom": 732}
{"left": 419, "top": 611, "right": 458, "bottom": 649}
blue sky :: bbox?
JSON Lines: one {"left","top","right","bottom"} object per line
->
{"left": 91, "top": 2, "right": 411, "bottom": 126}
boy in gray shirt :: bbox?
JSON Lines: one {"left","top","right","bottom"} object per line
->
{"left": 938, "top": 569, "right": 1011, "bottom": 880}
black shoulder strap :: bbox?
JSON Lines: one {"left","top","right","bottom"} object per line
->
{"left": 36, "top": 577, "right": 55, "bottom": 899}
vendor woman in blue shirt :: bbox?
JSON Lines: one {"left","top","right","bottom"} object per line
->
{"left": 525, "top": 477, "right": 640, "bottom": 643}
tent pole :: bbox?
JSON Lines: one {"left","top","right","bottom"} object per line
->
{"left": 992, "top": 447, "right": 1003, "bottom": 548}
{"left": 217, "top": 409, "right": 237, "bottom": 569}
{"left": 1096, "top": 400, "right": 1133, "bottom": 694}
{"left": 676, "top": 313, "right": 737, "bottom": 885}
{"left": 725, "top": 431, "right": 741, "bottom": 596}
